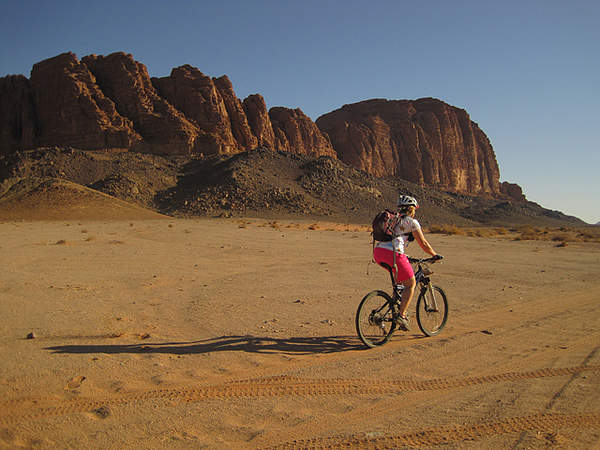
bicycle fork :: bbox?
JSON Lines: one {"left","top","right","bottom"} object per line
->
{"left": 396, "top": 281, "right": 440, "bottom": 313}
{"left": 425, "top": 282, "right": 440, "bottom": 312}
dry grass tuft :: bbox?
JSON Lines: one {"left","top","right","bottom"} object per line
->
{"left": 427, "top": 224, "right": 466, "bottom": 235}
{"left": 55, "top": 239, "right": 67, "bottom": 245}
{"left": 223, "top": 218, "right": 600, "bottom": 243}
{"left": 514, "top": 232, "right": 541, "bottom": 241}
{"left": 466, "top": 228, "right": 497, "bottom": 238}
{"left": 424, "top": 223, "right": 600, "bottom": 244}
{"left": 551, "top": 233, "right": 571, "bottom": 242}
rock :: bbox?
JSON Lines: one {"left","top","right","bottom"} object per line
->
{"left": 26, "top": 332, "right": 36, "bottom": 339}
{"left": 0, "top": 75, "right": 36, "bottom": 154}
{"left": 316, "top": 98, "right": 501, "bottom": 195}
{"left": 93, "top": 405, "right": 111, "bottom": 419}
{"left": 243, "top": 94, "right": 277, "bottom": 149}
{"left": 65, "top": 375, "right": 86, "bottom": 390}
{"left": 500, "top": 181, "right": 526, "bottom": 202}
{"left": 29, "top": 53, "right": 141, "bottom": 150}
{"left": 81, "top": 52, "right": 199, "bottom": 155}
{"left": 270, "top": 107, "right": 337, "bottom": 158}
{"left": 152, "top": 65, "right": 237, "bottom": 154}
{"left": 0, "top": 52, "right": 522, "bottom": 200}
{"left": 213, "top": 75, "right": 258, "bottom": 151}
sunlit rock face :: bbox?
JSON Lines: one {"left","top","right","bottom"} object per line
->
{"left": 317, "top": 98, "right": 501, "bottom": 195}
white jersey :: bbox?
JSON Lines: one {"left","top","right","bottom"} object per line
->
{"left": 376, "top": 216, "right": 421, "bottom": 254}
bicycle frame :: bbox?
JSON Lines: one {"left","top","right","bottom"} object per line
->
{"left": 380, "top": 258, "right": 439, "bottom": 311}
{"left": 356, "top": 255, "right": 447, "bottom": 346}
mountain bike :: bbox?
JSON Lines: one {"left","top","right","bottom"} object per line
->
{"left": 356, "top": 256, "right": 448, "bottom": 348}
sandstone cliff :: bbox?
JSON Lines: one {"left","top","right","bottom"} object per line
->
{"left": 0, "top": 75, "right": 36, "bottom": 153}
{"left": 0, "top": 52, "right": 335, "bottom": 159}
{"left": 152, "top": 65, "right": 237, "bottom": 153}
{"left": 243, "top": 94, "right": 277, "bottom": 149}
{"left": 316, "top": 98, "right": 501, "bottom": 195}
{"left": 30, "top": 53, "right": 141, "bottom": 150}
{"left": 270, "top": 107, "right": 337, "bottom": 159}
{"left": 81, "top": 53, "right": 199, "bottom": 155}
{"left": 0, "top": 52, "right": 521, "bottom": 199}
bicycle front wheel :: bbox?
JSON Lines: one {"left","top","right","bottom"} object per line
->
{"left": 416, "top": 284, "right": 448, "bottom": 337}
{"left": 356, "top": 290, "right": 397, "bottom": 348}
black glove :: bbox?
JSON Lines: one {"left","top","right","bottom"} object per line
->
{"left": 432, "top": 254, "right": 444, "bottom": 261}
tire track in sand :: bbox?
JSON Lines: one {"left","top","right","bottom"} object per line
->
{"left": 1, "top": 365, "right": 599, "bottom": 425}
{"left": 266, "top": 412, "right": 600, "bottom": 449}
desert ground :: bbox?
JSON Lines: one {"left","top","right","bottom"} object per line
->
{"left": 1, "top": 217, "right": 599, "bottom": 449}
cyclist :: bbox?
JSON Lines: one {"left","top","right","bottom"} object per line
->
{"left": 373, "top": 195, "right": 442, "bottom": 330}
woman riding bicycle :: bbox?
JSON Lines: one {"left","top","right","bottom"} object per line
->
{"left": 373, "top": 195, "right": 442, "bottom": 331}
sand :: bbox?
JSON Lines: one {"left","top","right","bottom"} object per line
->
{"left": 0, "top": 218, "right": 599, "bottom": 449}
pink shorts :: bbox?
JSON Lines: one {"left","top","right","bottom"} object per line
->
{"left": 373, "top": 247, "right": 414, "bottom": 282}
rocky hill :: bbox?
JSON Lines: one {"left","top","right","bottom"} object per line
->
{"left": 1, "top": 51, "right": 524, "bottom": 202}
{"left": 0, "top": 147, "right": 583, "bottom": 227}
{"left": 0, "top": 52, "right": 336, "bottom": 160}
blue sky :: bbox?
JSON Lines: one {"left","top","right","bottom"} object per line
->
{"left": 1, "top": 0, "right": 598, "bottom": 223}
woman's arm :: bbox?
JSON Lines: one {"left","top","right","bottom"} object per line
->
{"left": 412, "top": 227, "right": 437, "bottom": 257}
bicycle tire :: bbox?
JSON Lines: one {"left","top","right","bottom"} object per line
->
{"left": 355, "top": 290, "right": 397, "bottom": 348}
{"left": 416, "top": 284, "right": 448, "bottom": 336}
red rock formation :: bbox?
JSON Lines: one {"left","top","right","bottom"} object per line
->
{"left": 213, "top": 75, "right": 257, "bottom": 151}
{"left": 152, "top": 65, "right": 237, "bottom": 154}
{"left": 0, "top": 52, "right": 517, "bottom": 199}
{"left": 269, "top": 107, "right": 336, "bottom": 158}
{"left": 243, "top": 94, "right": 276, "bottom": 149}
{"left": 29, "top": 53, "right": 140, "bottom": 150}
{"left": 0, "top": 75, "right": 36, "bottom": 154}
{"left": 316, "top": 98, "right": 500, "bottom": 195}
{"left": 500, "top": 181, "right": 526, "bottom": 202}
{"left": 81, "top": 53, "right": 199, "bottom": 155}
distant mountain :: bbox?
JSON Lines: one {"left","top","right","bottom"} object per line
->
{"left": 1, "top": 51, "right": 522, "bottom": 202}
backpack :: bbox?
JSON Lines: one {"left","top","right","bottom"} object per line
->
{"left": 372, "top": 209, "right": 403, "bottom": 242}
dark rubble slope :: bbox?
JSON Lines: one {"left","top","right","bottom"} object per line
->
{"left": 0, "top": 147, "right": 585, "bottom": 227}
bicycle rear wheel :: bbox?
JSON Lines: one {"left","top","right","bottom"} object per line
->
{"left": 416, "top": 284, "right": 448, "bottom": 336}
{"left": 356, "top": 290, "right": 397, "bottom": 348}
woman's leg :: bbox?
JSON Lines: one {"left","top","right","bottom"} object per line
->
{"left": 399, "top": 276, "right": 416, "bottom": 318}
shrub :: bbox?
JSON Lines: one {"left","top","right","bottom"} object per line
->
{"left": 427, "top": 224, "right": 465, "bottom": 235}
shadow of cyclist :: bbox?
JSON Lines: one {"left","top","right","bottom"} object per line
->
{"left": 45, "top": 335, "right": 366, "bottom": 356}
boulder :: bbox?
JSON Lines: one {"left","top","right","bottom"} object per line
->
{"left": 500, "top": 181, "right": 526, "bottom": 202}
